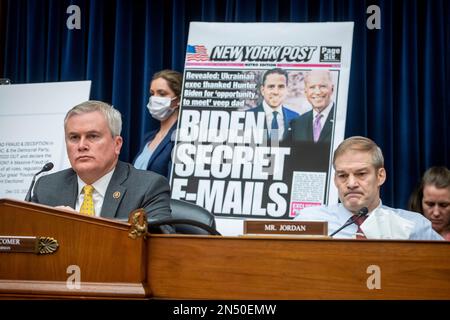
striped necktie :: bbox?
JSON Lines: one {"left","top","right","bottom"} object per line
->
{"left": 313, "top": 113, "right": 323, "bottom": 142}
{"left": 351, "top": 214, "right": 367, "bottom": 239}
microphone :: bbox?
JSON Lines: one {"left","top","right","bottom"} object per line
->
{"left": 24, "top": 162, "right": 54, "bottom": 202}
{"left": 329, "top": 207, "right": 369, "bottom": 237}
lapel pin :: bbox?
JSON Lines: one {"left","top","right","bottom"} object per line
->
{"left": 113, "top": 191, "right": 121, "bottom": 199}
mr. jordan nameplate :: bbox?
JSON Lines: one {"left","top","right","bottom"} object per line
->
{"left": 0, "top": 236, "right": 59, "bottom": 254}
{"left": 244, "top": 220, "right": 328, "bottom": 236}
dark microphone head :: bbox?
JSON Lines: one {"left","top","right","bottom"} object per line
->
{"left": 42, "top": 162, "right": 54, "bottom": 172}
{"left": 358, "top": 207, "right": 369, "bottom": 216}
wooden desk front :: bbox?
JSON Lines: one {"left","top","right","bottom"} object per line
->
{"left": 147, "top": 235, "right": 450, "bottom": 300}
{"left": 1, "top": 199, "right": 449, "bottom": 299}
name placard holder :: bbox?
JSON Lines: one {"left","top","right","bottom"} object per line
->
{"left": 243, "top": 220, "right": 328, "bottom": 237}
{"left": 0, "top": 236, "right": 59, "bottom": 254}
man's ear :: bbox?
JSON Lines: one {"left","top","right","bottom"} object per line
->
{"left": 114, "top": 136, "right": 123, "bottom": 156}
{"left": 377, "top": 167, "right": 386, "bottom": 187}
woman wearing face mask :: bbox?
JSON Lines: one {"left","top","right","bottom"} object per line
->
{"left": 133, "top": 69, "right": 182, "bottom": 178}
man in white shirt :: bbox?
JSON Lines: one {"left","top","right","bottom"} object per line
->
{"left": 295, "top": 136, "right": 443, "bottom": 240}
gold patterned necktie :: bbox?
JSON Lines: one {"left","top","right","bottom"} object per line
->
{"left": 80, "top": 185, "right": 95, "bottom": 216}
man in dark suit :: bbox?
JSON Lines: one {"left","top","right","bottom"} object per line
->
{"left": 31, "top": 100, "right": 173, "bottom": 233}
{"left": 290, "top": 70, "right": 335, "bottom": 143}
{"left": 249, "top": 68, "right": 299, "bottom": 143}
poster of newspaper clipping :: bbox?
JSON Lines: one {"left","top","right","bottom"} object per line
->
{"left": 171, "top": 22, "right": 354, "bottom": 235}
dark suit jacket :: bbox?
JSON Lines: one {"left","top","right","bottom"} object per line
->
{"left": 290, "top": 105, "right": 335, "bottom": 143}
{"left": 133, "top": 122, "right": 177, "bottom": 179}
{"left": 31, "top": 161, "right": 173, "bottom": 231}
{"left": 249, "top": 104, "right": 299, "bottom": 141}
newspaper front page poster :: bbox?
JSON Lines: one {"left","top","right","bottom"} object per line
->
{"left": 171, "top": 22, "right": 354, "bottom": 235}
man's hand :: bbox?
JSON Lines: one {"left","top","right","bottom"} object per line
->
{"left": 55, "top": 206, "right": 77, "bottom": 213}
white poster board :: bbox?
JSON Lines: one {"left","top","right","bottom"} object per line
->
{"left": 171, "top": 22, "right": 354, "bottom": 236}
{"left": 0, "top": 81, "right": 91, "bottom": 199}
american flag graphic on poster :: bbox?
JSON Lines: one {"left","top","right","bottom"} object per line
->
{"left": 186, "top": 44, "right": 209, "bottom": 61}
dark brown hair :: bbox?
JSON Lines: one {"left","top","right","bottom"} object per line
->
{"left": 408, "top": 166, "right": 450, "bottom": 213}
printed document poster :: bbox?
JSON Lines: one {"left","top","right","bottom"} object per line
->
{"left": 171, "top": 22, "right": 354, "bottom": 235}
{"left": 0, "top": 81, "right": 91, "bottom": 200}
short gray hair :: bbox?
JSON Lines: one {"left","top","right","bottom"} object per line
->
{"left": 64, "top": 100, "right": 122, "bottom": 136}
{"left": 333, "top": 136, "right": 384, "bottom": 170}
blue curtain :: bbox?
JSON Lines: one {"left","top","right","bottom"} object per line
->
{"left": 1, "top": 0, "right": 449, "bottom": 209}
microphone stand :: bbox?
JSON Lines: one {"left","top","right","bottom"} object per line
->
{"left": 24, "top": 162, "right": 54, "bottom": 202}
{"left": 24, "top": 174, "right": 39, "bottom": 202}
{"left": 329, "top": 207, "right": 369, "bottom": 237}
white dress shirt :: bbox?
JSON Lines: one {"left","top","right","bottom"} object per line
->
{"left": 294, "top": 201, "right": 443, "bottom": 240}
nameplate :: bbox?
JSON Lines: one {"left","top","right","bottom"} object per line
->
{"left": 0, "top": 236, "right": 59, "bottom": 254}
{"left": 244, "top": 220, "right": 328, "bottom": 236}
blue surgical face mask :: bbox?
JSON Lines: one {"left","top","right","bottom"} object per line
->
{"left": 146, "top": 96, "right": 177, "bottom": 121}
